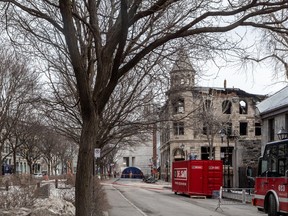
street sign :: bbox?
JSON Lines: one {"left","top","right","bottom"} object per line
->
{"left": 94, "top": 148, "right": 101, "bottom": 158}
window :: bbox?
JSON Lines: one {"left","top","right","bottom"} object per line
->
{"left": 278, "top": 159, "right": 287, "bottom": 176}
{"left": 220, "top": 147, "right": 234, "bottom": 166}
{"left": 172, "top": 98, "right": 184, "bottom": 114}
{"left": 123, "top": 157, "right": 129, "bottom": 167}
{"left": 174, "top": 75, "right": 179, "bottom": 86}
{"left": 222, "top": 100, "right": 232, "bottom": 114}
{"left": 202, "top": 126, "right": 207, "bottom": 135}
{"left": 239, "top": 100, "right": 247, "bottom": 114}
{"left": 268, "top": 118, "right": 275, "bottom": 142}
{"left": 255, "top": 123, "right": 261, "bottom": 136}
{"left": 223, "top": 122, "right": 232, "bottom": 136}
{"left": 261, "top": 143, "right": 288, "bottom": 177}
{"left": 173, "top": 122, "right": 184, "bottom": 135}
{"left": 201, "top": 147, "right": 215, "bottom": 160}
{"left": 186, "top": 74, "right": 191, "bottom": 85}
{"left": 279, "top": 143, "right": 288, "bottom": 157}
{"left": 4, "top": 144, "right": 9, "bottom": 154}
{"left": 203, "top": 99, "right": 212, "bottom": 112}
{"left": 240, "top": 122, "right": 248, "bottom": 135}
{"left": 286, "top": 114, "right": 288, "bottom": 131}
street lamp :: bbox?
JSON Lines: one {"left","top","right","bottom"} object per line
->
{"left": 219, "top": 128, "right": 231, "bottom": 188}
{"left": 180, "top": 143, "right": 185, "bottom": 160}
{"left": 219, "top": 129, "right": 226, "bottom": 187}
{"left": 165, "top": 160, "right": 169, "bottom": 182}
{"left": 277, "top": 127, "right": 288, "bottom": 140}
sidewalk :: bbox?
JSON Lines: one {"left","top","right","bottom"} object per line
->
{"left": 102, "top": 178, "right": 144, "bottom": 216}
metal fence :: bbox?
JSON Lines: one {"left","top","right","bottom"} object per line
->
{"left": 215, "top": 186, "right": 254, "bottom": 212}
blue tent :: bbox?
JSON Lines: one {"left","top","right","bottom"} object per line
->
{"left": 121, "top": 167, "right": 143, "bottom": 179}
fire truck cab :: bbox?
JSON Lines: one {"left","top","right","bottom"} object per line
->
{"left": 252, "top": 140, "right": 288, "bottom": 216}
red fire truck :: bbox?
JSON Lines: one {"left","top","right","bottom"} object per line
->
{"left": 252, "top": 139, "right": 288, "bottom": 216}
{"left": 172, "top": 160, "right": 222, "bottom": 197}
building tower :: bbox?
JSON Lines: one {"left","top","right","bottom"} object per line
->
{"left": 169, "top": 49, "right": 195, "bottom": 91}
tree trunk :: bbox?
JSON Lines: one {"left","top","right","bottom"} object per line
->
{"left": 0, "top": 149, "right": 2, "bottom": 175}
{"left": 28, "top": 162, "right": 33, "bottom": 174}
{"left": 75, "top": 114, "right": 97, "bottom": 216}
{"left": 13, "top": 151, "right": 17, "bottom": 174}
{"left": 48, "top": 161, "right": 51, "bottom": 176}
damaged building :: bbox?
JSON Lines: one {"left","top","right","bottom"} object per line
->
{"left": 159, "top": 51, "right": 266, "bottom": 187}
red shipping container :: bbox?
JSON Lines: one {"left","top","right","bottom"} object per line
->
{"left": 172, "top": 160, "right": 223, "bottom": 197}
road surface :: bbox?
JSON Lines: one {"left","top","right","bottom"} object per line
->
{"left": 102, "top": 179, "right": 265, "bottom": 216}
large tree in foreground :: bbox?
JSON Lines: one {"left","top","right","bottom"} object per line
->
{"left": 1, "top": 1, "right": 288, "bottom": 215}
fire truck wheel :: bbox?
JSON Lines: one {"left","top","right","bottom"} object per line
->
{"left": 268, "top": 195, "right": 279, "bottom": 216}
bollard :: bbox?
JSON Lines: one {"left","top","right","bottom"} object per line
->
{"left": 55, "top": 179, "right": 58, "bottom": 188}
{"left": 5, "top": 181, "right": 9, "bottom": 191}
{"left": 242, "top": 189, "right": 246, "bottom": 204}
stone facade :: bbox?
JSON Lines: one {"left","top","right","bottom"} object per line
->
{"left": 159, "top": 50, "right": 265, "bottom": 187}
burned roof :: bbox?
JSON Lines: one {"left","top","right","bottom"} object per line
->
{"left": 193, "top": 86, "right": 266, "bottom": 101}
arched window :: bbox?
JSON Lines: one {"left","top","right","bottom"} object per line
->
{"left": 186, "top": 74, "right": 191, "bottom": 85}
{"left": 239, "top": 100, "right": 248, "bottom": 114}
{"left": 174, "top": 75, "right": 179, "bottom": 86}
{"left": 222, "top": 100, "right": 232, "bottom": 114}
{"left": 173, "top": 148, "right": 185, "bottom": 161}
{"left": 203, "top": 99, "right": 212, "bottom": 111}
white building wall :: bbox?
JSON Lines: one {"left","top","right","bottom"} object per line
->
{"left": 116, "top": 140, "right": 153, "bottom": 176}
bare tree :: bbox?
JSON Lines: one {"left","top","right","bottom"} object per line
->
{"left": 56, "top": 138, "right": 78, "bottom": 175}
{"left": 260, "top": 17, "right": 288, "bottom": 79}
{"left": 193, "top": 89, "right": 231, "bottom": 160}
{"left": 0, "top": 48, "right": 40, "bottom": 172}
{"left": 236, "top": 13, "right": 288, "bottom": 83}
{"left": 18, "top": 120, "right": 43, "bottom": 175}
{"left": 1, "top": 1, "right": 288, "bottom": 215}
{"left": 38, "top": 128, "right": 60, "bottom": 176}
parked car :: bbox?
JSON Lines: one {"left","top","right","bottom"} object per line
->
{"left": 33, "top": 173, "right": 43, "bottom": 178}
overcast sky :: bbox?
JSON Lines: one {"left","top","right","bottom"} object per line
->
{"left": 198, "top": 27, "right": 288, "bottom": 96}
{"left": 199, "top": 64, "right": 287, "bottom": 96}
